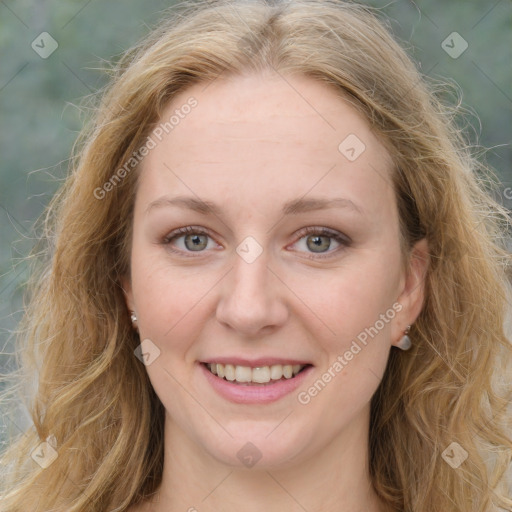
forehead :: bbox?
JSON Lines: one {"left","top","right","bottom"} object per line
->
{"left": 136, "top": 72, "right": 395, "bottom": 219}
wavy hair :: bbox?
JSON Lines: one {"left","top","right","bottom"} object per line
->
{"left": 1, "top": 1, "right": 511, "bottom": 510}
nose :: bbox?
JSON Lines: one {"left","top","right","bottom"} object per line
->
{"left": 215, "top": 246, "right": 289, "bottom": 338}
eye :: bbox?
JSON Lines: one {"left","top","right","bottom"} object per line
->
{"left": 290, "top": 226, "right": 351, "bottom": 258}
{"left": 161, "top": 225, "right": 351, "bottom": 259}
{"left": 162, "top": 226, "right": 219, "bottom": 255}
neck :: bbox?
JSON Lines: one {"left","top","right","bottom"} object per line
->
{"left": 146, "top": 405, "right": 386, "bottom": 512}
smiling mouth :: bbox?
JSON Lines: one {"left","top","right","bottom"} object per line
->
{"left": 203, "top": 362, "right": 312, "bottom": 385}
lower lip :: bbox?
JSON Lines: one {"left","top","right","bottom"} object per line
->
{"left": 199, "top": 363, "right": 314, "bottom": 404}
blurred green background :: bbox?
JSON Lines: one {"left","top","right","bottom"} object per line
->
{"left": 0, "top": 0, "right": 511, "bottom": 445}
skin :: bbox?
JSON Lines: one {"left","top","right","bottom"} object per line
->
{"left": 123, "top": 71, "right": 429, "bottom": 512}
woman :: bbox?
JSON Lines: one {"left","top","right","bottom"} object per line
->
{"left": 1, "top": 0, "right": 511, "bottom": 511}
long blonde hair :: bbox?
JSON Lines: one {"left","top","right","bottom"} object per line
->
{"left": 1, "top": 1, "right": 511, "bottom": 510}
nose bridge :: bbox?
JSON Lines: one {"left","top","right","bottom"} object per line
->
{"left": 215, "top": 236, "right": 287, "bottom": 335}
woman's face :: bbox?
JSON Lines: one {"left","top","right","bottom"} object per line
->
{"left": 124, "top": 72, "right": 427, "bottom": 468}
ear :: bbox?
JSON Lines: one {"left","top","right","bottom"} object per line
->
{"left": 392, "top": 238, "right": 429, "bottom": 345}
{"left": 121, "top": 275, "right": 136, "bottom": 314}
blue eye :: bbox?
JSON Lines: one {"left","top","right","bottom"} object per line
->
{"left": 162, "top": 226, "right": 350, "bottom": 258}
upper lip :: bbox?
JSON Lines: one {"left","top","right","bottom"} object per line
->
{"left": 201, "top": 357, "right": 313, "bottom": 367}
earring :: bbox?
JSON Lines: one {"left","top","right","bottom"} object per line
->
{"left": 396, "top": 325, "right": 412, "bottom": 351}
{"left": 130, "top": 311, "right": 137, "bottom": 325}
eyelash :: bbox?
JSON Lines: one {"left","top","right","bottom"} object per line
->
{"left": 161, "top": 225, "right": 351, "bottom": 259}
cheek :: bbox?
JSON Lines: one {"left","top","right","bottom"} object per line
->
{"left": 303, "top": 254, "right": 400, "bottom": 411}
{"left": 298, "top": 253, "right": 401, "bottom": 346}
{"left": 296, "top": 270, "right": 396, "bottom": 423}
{"left": 129, "top": 248, "right": 208, "bottom": 353}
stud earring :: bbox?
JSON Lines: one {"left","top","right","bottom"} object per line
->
{"left": 130, "top": 311, "right": 137, "bottom": 325}
{"left": 396, "top": 325, "right": 412, "bottom": 351}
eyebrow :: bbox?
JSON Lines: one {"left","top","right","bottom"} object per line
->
{"left": 146, "top": 195, "right": 365, "bottom": 216}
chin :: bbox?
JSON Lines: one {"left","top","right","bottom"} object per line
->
{"left": 195, "top": 423, "right": 314, "bottom": 470}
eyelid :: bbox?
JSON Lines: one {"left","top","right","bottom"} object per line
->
{"left": 162, "top": 225, "right": 211, "bottom": 244}
{"left": 293, "top": 226, "right": 352, "bottom": 245}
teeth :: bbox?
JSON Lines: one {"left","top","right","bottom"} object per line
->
{"left": 224, "top": 364, "right": 236, "bottom": 381}
{"left": 206, "top": 363, "right": 306, "bottom": 383}
{"left": 270, "top": 364, "right": 283, "bottom": 380}
{"left": 252, "top": 366, "right": 270, "bottom": 383}
{"left": 235, "top": 365, "right": 252, "bottom": 382}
